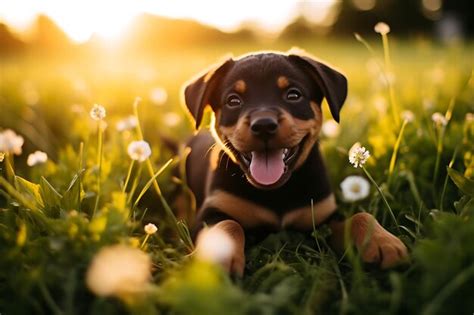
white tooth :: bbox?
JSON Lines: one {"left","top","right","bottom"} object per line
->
{"left": 282, "top": 154, "right": 285, "bottom": 158}
{"left": 284, "top": 148, "right": 289, "bottom": 155}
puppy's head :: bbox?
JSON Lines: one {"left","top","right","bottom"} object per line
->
{"left": 183, "top": 51, "right": 347, "bottom": 189}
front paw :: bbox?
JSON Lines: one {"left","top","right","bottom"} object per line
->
{"left": 352, "top": 213, "right": 408, "bottom": 269}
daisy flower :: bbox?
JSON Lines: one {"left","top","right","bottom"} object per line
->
{"left": 466, "top": 113, "right": 474, "bottom": 123}
{"left": 401, "top": 110, "right": 415, "bottom": 122}
{"left": 150, "top": 87, "right": 168, "bottom": 106}
{"left": 431, "top": 112, "right": 447, "bottom": 126}
{"left": 127, "top": 140, "right": 152, "bottom": 162}
{"left": 340, "top": 175, "right": 370, "bottom": 202}
{"left": 0, "top": 129, "right": 24, "bottom": 155}
{"left": 116, "top": 116, "right": 138, "bottom": 132}
{"left": 27, "top": 151, "right": 48, "bottom": 166}
{"left": 86, "top": 245, "right": 151, "bottom": 298}
{"left": 144, "top": 223, "right": 158, "bottom": 235}
{"left": 321, "top": 120, "right": 340, "bottom": 138}
{"left": 195, "top": 227, "right": 235, "bottom": 265}
{"left": 163, "top": 112, "right": 182, "bottom": 127}
{"left": 374, "top": 22, "right": 390, "bottom": 35}
{"left": 90, "top": 104, "right": 106, "bottom": 121}
{"left": 348, "top": 142, "right": 370, "bottom": 168}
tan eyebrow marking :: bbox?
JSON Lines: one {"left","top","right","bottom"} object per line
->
{"left": 234, "top": 80, "right": 246, "bottom": 93}
{"left": 277, "top": 76, "right": 289, "bottom": 89}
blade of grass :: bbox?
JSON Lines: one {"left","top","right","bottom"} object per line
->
{"left": 127, "top": 163, "right": 143, "bottom": 204}
{"left": 38, "top": 282, "right": 63, "bottom": 315}
{"left": 355, "top": 32, "right": 399, "bottom": 127}
{"left": 381, "top": 31, "right": 400, "bottom": 127}
{"left": 132, "top": 158, "right": 173, "bottom": 209}
{"left": 78, "top": 142, "right": 84, "bottom": 212}
{"left": 440, "top": 146, "right": 459, "bottom": 211}
{"left": 133, "top": 97, "right": 192, "bottom": 249}
{"left": 362, "top": 166, "right": 400, "bottom": 232}
{"left": 388, "top": 119, "right": 408, "bottom": 186}
{"left": 122, "top": 160, "right": 135, "bottom": 193}
{"left": 421, "top": 264, "right": 474, "bottom": 315}
{"left": 92, "top": 123, "right": 104, "bottom": 217}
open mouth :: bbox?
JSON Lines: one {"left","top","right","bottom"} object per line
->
{"left": 238, "top": 144, "right": 300, "bottom": 187}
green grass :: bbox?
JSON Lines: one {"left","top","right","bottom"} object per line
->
{"left": 0, "top": 35, "right": 473, "bottom": 315}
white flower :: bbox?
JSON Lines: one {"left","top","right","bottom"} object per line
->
{"left": 144, "top": 223, "right": 157, "bottom": 235}
{"left": 430, "top": 67, "right": 444, "bottom": 84}
{"left": 163, "top": 112, "right": 182, "bottom": 127}
{"left": 195, "top": 227, "right": 235, "bottom": 265}
{"left": 423, "top": 99, "right": 434, "bottom": 110}
{"left": 340, "top": 176, "right": 370, "bottom": 202}
{"left": 150, "top": 87, "right": 168, "bottom": 106}
{"left": 90, "top": 104, "right": 106, "bottom": 121}
{"left": 86, "top": 244, "right": 151, "bottom": 298}
{"left": 0, "top": 129, "right": 24, "bottom": 155}
{"left": 0, "top": 152, "right": 4, "bottom": 162}
{"left": 349, "top": 142, "right": 370, "bottom": 168}
{"left": 71, "top": 77, "right": 88, "bottom": 94}
{"left": 321, "top": 120, "right": 340, "bottom": 138}
{"left": 116, "top": 116, "right": 138, "bottom": 132}
{"left": 373, "top": 96, "right": 387, "bottom": 114}
{"left": 127, "top": 140, "right": 151, "bottom": 162}
{"left": 99, "top": 121, "right": 108, "bottom": 132}
{"left": 27, "top": 151, "right": 48, "bottom": 166}
{"left": 401, "top": 110, "right": 415, "bottom": 122}
{"left": 374, "top": 22, "right": 390, "bottom": 35}
{"left": 365, "top": 58, "right": 379, "bottom": 76}
{"left": 432, "top": 112, "right": 447, "bottom": 126}
{"left": 465, "top": 113, "right": 473, "bottom": 123}
{"left": 71, "top": 104, "right": 85, "bottom": 114}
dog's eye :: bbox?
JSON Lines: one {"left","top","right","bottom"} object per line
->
{"left": 226, "top": 94, "right": 242, "bottom": 108}
{"left": 286, "top": 88, "right": 302, "bottom": 101}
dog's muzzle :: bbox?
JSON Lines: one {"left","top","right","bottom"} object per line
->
{"left": 236, "top": 108, "right": 298, "bottom": 187}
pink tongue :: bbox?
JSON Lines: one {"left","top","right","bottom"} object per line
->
{"left": 249, "top": 149, "right": 285, "bottom": 185}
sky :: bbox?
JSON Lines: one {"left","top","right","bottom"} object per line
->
{"left": 0, "top": 0, "right": 336, "bottom": 43}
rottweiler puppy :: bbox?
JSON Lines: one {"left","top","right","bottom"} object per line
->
{"left": 182, "top": 50, "right": 407, "bottom": 276}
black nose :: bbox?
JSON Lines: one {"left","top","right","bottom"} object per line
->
{"left": 250, "top": 117, "right": 278, "bottom": 138}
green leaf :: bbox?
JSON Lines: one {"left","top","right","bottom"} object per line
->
{"left": 447, "top": 167, "right": 474, "bottom": 196}
{"left": 39, "top": 176, "right": 62, "bottom": 208}
{"left": 61, "top": 171, "right": 85, "bottom": 211}
{"left": 454, "top": 196, "right": 474, "bottom": 216}
{"left": 14, "top": 176, "right": 44, "bottom": 209}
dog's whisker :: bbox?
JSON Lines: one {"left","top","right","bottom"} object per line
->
{"left": 204, "top": 142, "right": 218, "bottom": 158}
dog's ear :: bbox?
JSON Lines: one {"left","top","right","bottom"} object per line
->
{"left": 288, "top": 54, "right": 347, "bottom": 122}
{"left": 183, "top": 58, "right": 234, "bottom": 129}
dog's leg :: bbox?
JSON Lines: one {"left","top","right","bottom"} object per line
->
{"left": 328, "top": 212, "right": 408, "bottom": 268}
{"left": 195, "top": 219, "right": 246, "bottom": 276}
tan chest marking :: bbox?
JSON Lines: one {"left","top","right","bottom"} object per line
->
{"left": 202, "top": 190, "right": 279, "bottom": 228}
{"left": 281, "top": 194, "right": 337, "bottom": 230}
{"left": 202, "top": 191, "right": 337, "bottom": 230}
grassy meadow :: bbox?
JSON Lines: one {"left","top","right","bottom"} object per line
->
{"left": 0, "top": 34, "right": 474, "bottom": 315}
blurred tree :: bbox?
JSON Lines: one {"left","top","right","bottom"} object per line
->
{"left": 331, "top": 0, "right": 473, "bottom": 38}
{"left": 121, "top": 14, "right": 254, "bottom": 56}
{"left": 441, "top": 0, "right": 474, "bottom": 38}
{"left": 279, "top": 17, "right": 321, "bottom": 41}
{"left": 0, "top": 23, "right": 25, "bottom": 55}
{"left": 30, "top": 15, "right": 72, "bottom": 53}
{"left": 331, "top": 0, "right": 431, "bottom": 36}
